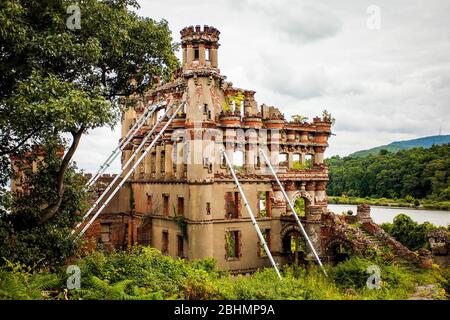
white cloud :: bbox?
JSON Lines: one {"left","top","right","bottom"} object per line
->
{"left": 75, "top": 0, "right": 450, "bottom": 173}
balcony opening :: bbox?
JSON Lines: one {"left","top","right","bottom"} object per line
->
{"left": 233, "top": 150, "right": 244, "bottom": 171}
{"left": 305, "top": 154, "right": 313, "bottom": 169}
{"left": 278, "top": 153, "right": 288, "bottom": 168}
{"left": 293, "top": 153, "right": 302, "bottom": 170}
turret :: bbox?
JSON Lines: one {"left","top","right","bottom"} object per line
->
{"left": 180, "top": 25, "right": 220, "bottom": 69}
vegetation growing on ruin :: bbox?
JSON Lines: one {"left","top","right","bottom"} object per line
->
{"left": 326, "top": 144, "right": 450, "bottom": 204}
{"left": 0, "top": 246, "right": 447, "bottom": 300}
{"left": 380, "top": 214, "right": 446, "bottom": 251}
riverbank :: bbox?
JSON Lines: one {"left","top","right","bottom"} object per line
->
{"left": 328, "top": 196, "right": 450, "bottom": 211}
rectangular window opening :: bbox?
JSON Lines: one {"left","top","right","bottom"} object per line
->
{"left": 162, "top": 231, "right": 169, "bottom": 254}
{"left": 163, "top": 194, "right": 170, "bottom": 216}
{"left": 177, "top": 197, "right": 184, "bottom": 217}
{"left": 177, "top": 235, "right": 184, "bottom": 258}
{"left": 194, "top": 48, "right": 199, "bottom": 61}
{"left": 226, "top": 231, "right": 240, "bottom": 259}
{"left": 259, "top": 229, "right": 271, "bottom": 257}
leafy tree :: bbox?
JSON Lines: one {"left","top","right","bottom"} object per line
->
{"left": 380, "top": 214, "right": 437, "bottom": 251}
{"left": 0, "top": 0, "right": 178, "bottom": 265}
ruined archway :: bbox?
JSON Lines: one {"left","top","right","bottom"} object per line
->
{"left": 290, "top": 191, "right": 313, "bottom": 217}
{"left": 280, "top": 224, "right": 307, "bottom": 265}
{"left": 325, "top": 239, "right": 353, "bottom": 265}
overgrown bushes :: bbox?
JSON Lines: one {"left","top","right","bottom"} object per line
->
{"left": 1, "top": 246, "right": 447, "bottom": 300}
{"left": 380, "top": 214, "right": 439, "bottom": 251}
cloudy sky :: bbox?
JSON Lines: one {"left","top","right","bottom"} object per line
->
{"left": 73, "top": 0, "right": 450, "bottom": 173}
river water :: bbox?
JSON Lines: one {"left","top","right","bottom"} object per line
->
{"left": 328, "top": 204, "right": 450, "bottom": 227}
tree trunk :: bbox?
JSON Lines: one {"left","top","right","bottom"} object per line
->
{"left": 38, "top": 127, "right": 85, "bottom": 225}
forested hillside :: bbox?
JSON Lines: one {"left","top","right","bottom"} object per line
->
{"left": 326, "top": 144, "right": 450, "bottom": 201}
{"left": 349, "top": 135, "right": 450, "bottom": 158}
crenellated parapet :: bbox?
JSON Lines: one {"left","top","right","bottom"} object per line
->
{"left": 180, "top": 25, "right": 221, "bottom": 47}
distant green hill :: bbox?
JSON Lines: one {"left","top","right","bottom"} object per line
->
{"left": 349, "top": 135, "right": 450, "bottom": 158}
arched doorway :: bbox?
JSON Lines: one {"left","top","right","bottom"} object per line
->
{"left": 281, "top": 225, "right": 307, "bottom": 266}
{"left": 326, "top": 240, "right": 353, "bottom": 265}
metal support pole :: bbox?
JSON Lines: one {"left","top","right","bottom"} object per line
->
{"left": 86, "top": 102, "right": 165, "bottom": 187}
{"left": 76, "top": 103, "right": 184, "bottom": 238}
{"left": 72, "top": 103, "right": 175, "bottom": 234}
{"left": 259, "top": 149, "right": 327, "bottom": 276}
{"left": 220, "top": 149, "right": 282, "bottom": 281}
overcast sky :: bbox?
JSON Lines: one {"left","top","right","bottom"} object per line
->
{"left": 73, "top": 0, "right": 450, "bottom": 174}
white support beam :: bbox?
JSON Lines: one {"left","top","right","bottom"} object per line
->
{"left": 75, "top": 103, "right": 185, "bottom": 238}
{"left": 259, "top": 149, "right": 327, "bottom": 276}
{"left": 220, "top": 149, "right": 282, "bottom": 281}
{"left": 86, "top": 101, "right": 166, "bottom": 187}
{"left": 72, "top": 103, "right": 176, "bottom": 234}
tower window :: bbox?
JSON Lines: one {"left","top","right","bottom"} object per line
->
{"left": 194, "top": 48, "right": 199, "bottom": 61}
{"left": 206, "top": 48, "right": 211, "bottom": 61}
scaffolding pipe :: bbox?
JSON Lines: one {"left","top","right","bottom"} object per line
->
{"left": 72, "top": 103, "right": 176, "bottom": 234}
{"left": 86, "top": 101, "right": 165, "bottom": 187}
{"left": 259, "top": 149, "right": 328, "bottom": 276}
{"left": 220, "top": 149, "right": 282, "bottom": 281}
{"left": 76, "top": 103, "right": 184, "bottom": 238}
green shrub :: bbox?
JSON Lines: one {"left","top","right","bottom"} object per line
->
{"left": 330, "top": 257, "right": 372, "bottom": 289}
{"left": 384, "top": 214, "right": 437, "bottom": 251}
